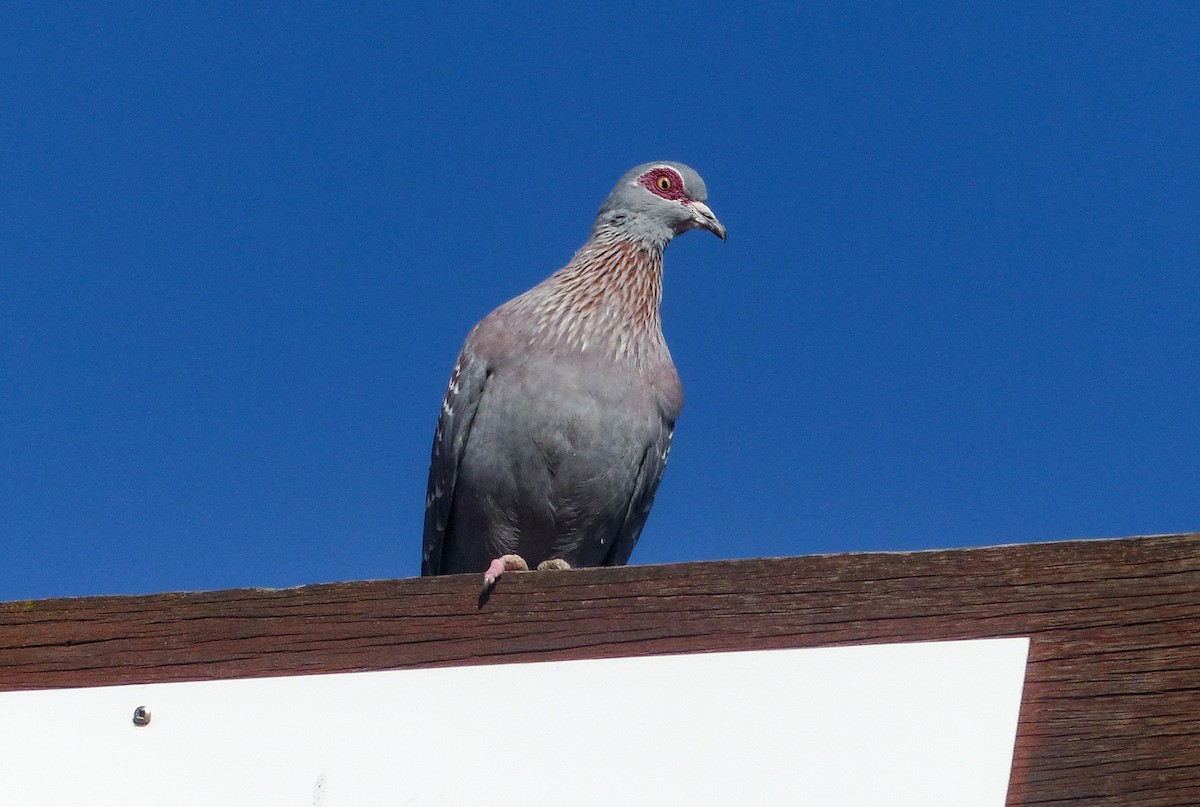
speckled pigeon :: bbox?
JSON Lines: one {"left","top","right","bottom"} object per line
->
{"left": 422, "top": 162, "right": 725, "bottom": 589}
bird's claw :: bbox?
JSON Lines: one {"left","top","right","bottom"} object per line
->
{"left": 482, "top": 554, "right": 529, "bottom": 590}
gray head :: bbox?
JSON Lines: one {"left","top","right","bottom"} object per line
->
{"left": 593, "top": 161, "right": 726, "bottom": 246}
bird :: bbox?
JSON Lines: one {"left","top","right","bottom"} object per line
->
{"left": 421, "top": 161, "right": 725, "bottom": 591}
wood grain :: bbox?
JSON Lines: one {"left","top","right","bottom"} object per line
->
{"left": 2, "top": 533, "right": 1197, "bottom": 806}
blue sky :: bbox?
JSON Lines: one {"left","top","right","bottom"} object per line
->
{"left": 2, "top": 4, "right": 1197, "bottom": 600}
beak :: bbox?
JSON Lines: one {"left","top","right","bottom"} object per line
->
{"left": 688, "top": 201, "right": 727, "bottom": 241}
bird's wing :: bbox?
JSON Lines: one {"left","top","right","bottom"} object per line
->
{"left": 422, "top": 343, "right": 491, "bottom": 575}
{"left": 603, "top": 417, "right": 675, "bottom": 566}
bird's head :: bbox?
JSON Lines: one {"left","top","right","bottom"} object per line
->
{"left": 594, "top": 162, "right": 726, "bottom": 246}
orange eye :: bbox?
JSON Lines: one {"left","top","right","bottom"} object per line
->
{"left": 656, "top": 175, "right": 672, "bottom": 191}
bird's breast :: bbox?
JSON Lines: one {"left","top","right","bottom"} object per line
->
{"left": 461, "top": 355, "right": 669, "bottom": 503}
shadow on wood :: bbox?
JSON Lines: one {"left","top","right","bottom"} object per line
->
{"left": 2, "top": 533, "right": 1198, "bottom": 806}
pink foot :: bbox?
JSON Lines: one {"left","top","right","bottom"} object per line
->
{"left": 483, "top": 554, "right": 529, "bottom": 590}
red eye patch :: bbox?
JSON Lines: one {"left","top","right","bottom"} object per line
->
{"left": 638, "top": 167, "right": 689, "bottom": 201}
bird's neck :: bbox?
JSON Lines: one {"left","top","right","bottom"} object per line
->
{"left": 520, "top": 229, "right": 669, "bottom": 362}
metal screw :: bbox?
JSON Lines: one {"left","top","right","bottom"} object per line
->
{"left": 132, "top": 706, "right": 151, "bottom": 727}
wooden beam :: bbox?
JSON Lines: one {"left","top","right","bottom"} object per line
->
{"left": 2, "top": 533, "right": 1197, "bottom": 806}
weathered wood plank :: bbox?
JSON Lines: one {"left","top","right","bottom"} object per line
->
{"left": 1, "top": 533, "right": 1197, "bottom": 806}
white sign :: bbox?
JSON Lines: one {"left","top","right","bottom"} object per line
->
{"left": 0, "top": 638, "right": 1028, "bottom": 806}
